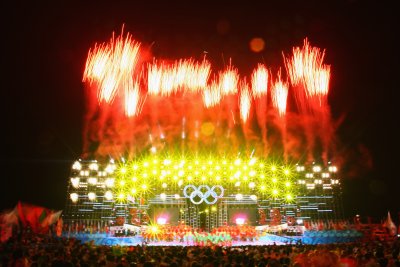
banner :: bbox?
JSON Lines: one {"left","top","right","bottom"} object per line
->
{"left": 16, "top": 201, "right": 62, "bottom": 234}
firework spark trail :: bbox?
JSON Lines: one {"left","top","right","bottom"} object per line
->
{"left": 124, "top": 79, "right": 141, "bottom": 117}
{"left": 251, "top": 64, "right": 268, "bottom": 97}
{"left": 283, "top": 39, "right": 332, "bottom": 162}
{"left": 82, "top": 31, "right": 334, "bottom": 162}
{"left": 239, "top": 80, "right": 251, "bottom": 122}
{"left": 271, "top": 70, "right": 288, "bottom": 117}
{"left": 271, "top": 70, "right": 289, "bottom": 162}
{"left": 83, "top": 33, "right": 141, "bottom": 103}
{"left": 249, "top": 64, "right": 269, "bottom": 156}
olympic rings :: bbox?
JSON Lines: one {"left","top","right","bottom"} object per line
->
{"left": 183, "top": 185, "right": 224, "bottom": 205}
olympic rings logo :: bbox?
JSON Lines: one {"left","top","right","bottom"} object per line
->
{"left": 183, "top": 185, "right": 224, "bottom": 205}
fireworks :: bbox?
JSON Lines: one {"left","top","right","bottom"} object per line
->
{"left": 271, "top": 70, "right": 289, "bottom": 117}
{"left": 82, "top": 30, "right": 334, "bottom": 163}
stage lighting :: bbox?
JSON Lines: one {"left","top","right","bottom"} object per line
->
{"left": 70, "top": 193, "right": 78, "bottom": 203}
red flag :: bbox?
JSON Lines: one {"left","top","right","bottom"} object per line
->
{"left": 16, "top": 201, "right": 52, "bottom": 233}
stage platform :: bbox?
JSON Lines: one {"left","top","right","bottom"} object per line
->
{"left": 63, "top": 229, "right": 363, "bottom": 246}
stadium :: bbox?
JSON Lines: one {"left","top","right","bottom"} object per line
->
{"left": 61, "top": 30, "right": 352, "bottom": 245}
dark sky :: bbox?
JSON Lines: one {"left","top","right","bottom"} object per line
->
{"left": 1, "top": 1, "right": 399, "bottom": 223}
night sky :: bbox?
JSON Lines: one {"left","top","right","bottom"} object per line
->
{"left": 2, "top": 1, "right": 398, "bottom": 223}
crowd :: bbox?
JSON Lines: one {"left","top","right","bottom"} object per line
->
{"left": 141, "top": 225, "right": 259, "bottom": 245}
{"left": 0, "top": 228, "right": 399, "bottom": 267}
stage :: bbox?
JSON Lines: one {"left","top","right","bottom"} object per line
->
{"left": 63, "top": 229, "right": 363, "bottom": 246}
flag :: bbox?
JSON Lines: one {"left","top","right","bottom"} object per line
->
{"left": 383, "top": 211, "right": 397, "bottom": 236}
{"left": 0, "top": 208, "right": 19, "bottom": 242}
{"left": 41, "top": 210, "right": 63, "bottom": 228}
{"left": 16, "top": 201, "right": 60, "bottom": 234}
{"left": 0, "top": 224, "right": 13, "bottom": 243}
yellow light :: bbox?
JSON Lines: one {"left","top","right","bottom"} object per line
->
{"left": 72, "top": 161, "right": 81, "bottom": 170}
{"left": 211, "top": 206, "right": 217, "bottom": 212}
{"left": 174, "top": 194, "right": 180, "bottom": 199}
{"left": 88, "top": 177, "right": 97, "bottom": 185}
{"left": 143, "top": 162, "right": 149, "bottom": 167}
{"left": 178, "top": 170, "right": 184, "bottom": 176}
{"left": 141, "top": 184, "right": 147, "bottom": 190}
{"left": 187, "top": 176, "right": 193, "bottom": 181}
{"left": 160, "top": 193, "right": 166, "bottom": 200}
{"left": 131, "top": 188, "right": 137, "bottom": 194}
{"left": 105, "top": 191, "right": 113, "bottom": 200}
{"left": 204, "top": 209, "right": 209, "bottom": 213}
{"left": 88, "top": 192, "right": 96, "bottom": 201}
{"left": 120, "top": 167, "right": 127, "bottom": 174}
{"left": 284, "top": 169, "right": 290, "bottom": 175}
{"left": 89, "top": 163, "right": 99, "bottom": 170}
{"left": 260, "top": 174, "right": 265, "bottom": 179}
{"left": 286, "top": 194, "right": 293, "bottom": 200}
{"left": 249, "top": 170, "right": 256, "bottom": 177}
{"left": 249, "top": 182, "right": 255, "bottom": 188}
{"left": 216, "top": 176, "right": 221, "bottom": 181}
{"left": 162, "top": 183, "right": 167, "bottom": 188}
{"left": 208, "top": 160, "right": 213, "bottom": 165}
{"left": 178, "top": 180, "right": 183, "bottom": 187}
{"left": 260, "top": 185, "right": 266, "bottom": 191}
{"left": 131, "top": 177, "right": 137, "bottom": 182}
{"left": 234, "top": 171, "right": 241, "bottom": 178}
{"left": 105, "top": 178, "right": 115, "bottom": 187}
{"left": 163, "top": 159, "right": 171, "bottom": 165}
{"left": 201, "top": 176, "right": 206, "bottom": 181}
{"left": 285, "top": 181, "right": 291, "bottom": 187}
{"left": 249, "top": 158, "right": 257, "bottom": 165}
{"left": 234, "top": 159, "right": 241, "bottom": 165}
{"left": 118, "top": 193, "right": 125, "bottom": 200}
{"left": 71, "top": 178, "right": 80, "bottom": 188}
{"left": 133, "top": 165, "right": 139, "bottom": 170}
{"left": 272, "top": 189, "right": 279, "bottom": 196}
{"left": 150, "top": 225, "right": 159, "bottom": 233}
{"left": 272, "top": 178, "right": 277, "bottom": 183}
{"left": 271, "top": 166, "right": 277, "bottom": 172}
{"left": 259, "top": 163, "right": 264, "bottom": 168}
{"left": 70, "top": 193, "right": 78, "bottom": 203}
{"left": 119, "top": 180, "right": 126, "bottom": 186}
